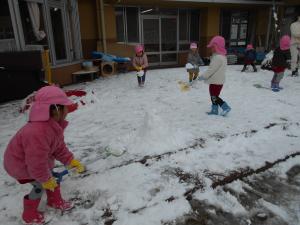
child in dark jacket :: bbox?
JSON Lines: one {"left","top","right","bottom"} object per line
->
{"left": 186, "top": 42, "right": 204, "bottom": 85}
{"left": 271, "top": 35, "right": 291, "bottom": 92}
{"left": 241, "top": 44, "right": 257, "bottom": 72}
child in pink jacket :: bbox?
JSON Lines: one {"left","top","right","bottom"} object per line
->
{"left": 133, "top": 44, "right": 149, "bottom": 87}
{"left": 4, "top": 86, "right": 85, "bottom": 224}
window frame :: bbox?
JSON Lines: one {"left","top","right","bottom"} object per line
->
{"left": 48, "top": 0, "right": 71, "bottom": 64}
{"left": 6, "top": 0, "right": 82, "bottom": 66}
{"left": 178, "top": 9, "right": 200, "bottom": 53}
{"left": 115, "top": 6, "right": 201, "bottom": 53}
{"left": 229, "top": 11, "right": 249, "bottom": 47}
{"left": 115, "top": 6, "right": 141, "bottom": 45}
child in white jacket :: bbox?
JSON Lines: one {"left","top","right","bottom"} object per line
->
{"left": 290, "top": 15, "right": 300, "bottom": 76}
{"left": 198, "top": 36, "right": 231, "bottom": 116}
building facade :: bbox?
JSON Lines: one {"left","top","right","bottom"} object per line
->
{"left": 1, "top": 0, "right": 300, "bottom": 86}
{"left": 79, "top": 0, "right": 289, "bottom": 67}
{"left": 1, "top": 0, "right": 83, "bottom": 85}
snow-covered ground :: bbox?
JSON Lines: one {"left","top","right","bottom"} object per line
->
{"left": 0, "top": 66, "right": 300, "bottom": 225}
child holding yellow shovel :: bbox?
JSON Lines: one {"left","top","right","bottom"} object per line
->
{"left": 186, "top": 42, "right": 204, "bottom": 86}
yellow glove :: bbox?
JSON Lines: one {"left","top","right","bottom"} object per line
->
{"left": 42, "top": 177, "right": 58, "bottom": 191}
{"left": 67, "top": 159, "right": 85, "bottom": 173}
{"left": 136, "top": 66, "right": 143, "bottom": 71}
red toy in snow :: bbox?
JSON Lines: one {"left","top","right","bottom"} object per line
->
{"left": 20, "top": 89, "right": 88, "bottom": 114}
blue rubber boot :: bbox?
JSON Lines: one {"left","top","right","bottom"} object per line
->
{"left": 271, "top": 83, "right": 280, "bottom": 92}
{"left": 207, "top": 104, "right": 218, "bottom": 115}
{"left": 277, "top": 83, "right": 283, "bottom": 90}
{"left": 220, "top": 102, "right": 231, "bottom": 116}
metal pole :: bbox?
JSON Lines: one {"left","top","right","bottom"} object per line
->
{"left": 266, "top": 6, "right": 272, "bottom": 50}
{"left": 100, "top": 0, "right": 107, "bottom": 53}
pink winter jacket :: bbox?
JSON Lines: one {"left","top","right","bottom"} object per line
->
{"left": 4, "top": 119, "right": 74, "bottom": 183}
{"left": 132, "top": 53, "right": 149, "bottom": 70}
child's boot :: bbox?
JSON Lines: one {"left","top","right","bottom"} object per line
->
{"left": 277, "top": 83, "right": 283, "bottom": 90}
{"left": 207, "top": 104, "right": 218, "bottom": 115}
{"left": 220, "top": 102, "right": 231, "bottom": 116}
{"left": 271, "top": 83, "right": 280, "bottom": 92}
{"left": 46, "top": 185, "right": 73, "bottom": 212}
{"left": 22, "top": 195, "right": 45, "bottom": 224}
{"left": 292, "top": 69, "right": 298, "bottom": 77}
{"left": 253, "top": 65, "right": 257, "bottom": 72}
{"left": 241, "top": 65, "right": 246, "bottom": 72}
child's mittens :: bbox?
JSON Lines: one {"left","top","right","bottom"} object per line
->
{"left": 67, "top": 159, "right": 85, "bottom": 173}
{"left": 136, "top": 66, "right": 143, "bottom": 71}
{"left": 42, "top": 177, "right": 58, "bottom": 191}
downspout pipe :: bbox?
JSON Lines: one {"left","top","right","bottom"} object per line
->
{"left": 266, "top": 6, "right": 272, "bottom": 50}
{"left": 96, "top": 0, "right": 102, "bottom": 50}
{"left": 100, "top": 0, "right": 107, "bottom": 53}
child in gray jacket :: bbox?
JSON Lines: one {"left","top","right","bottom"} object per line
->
{"left": 186, "top": 42, "right": 204, "bottom": 85}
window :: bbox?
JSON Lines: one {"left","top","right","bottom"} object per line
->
{"left": 179, "top": 9, "right": 200, "bottom": 51}
{"left": 229, "top": 12, "right": 248, "bottom": 46}
{"left": 179, "top": 9, "right": 189, "bottom": 41}
{"left": 50, "top": 7, "right": 67, "bottom": 60}
{"left": 115, "top": 7, "right": 140, "bottom": 43}
{"left": 0, "top": 0, "right": 14, "bottom": 39}
{"left": 190, "top": 10, "right": 200, "bottom": 42}
{"left": 115, "top": 7, "right": 125, "bottom": 42}
{"left": 18, "top": 0, "right": 47, "bottom": 46}
{"left": 126, "top": 7, "right": 139, "bottom": 43}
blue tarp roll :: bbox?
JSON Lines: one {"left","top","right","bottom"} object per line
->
{"left": 92, "top": 51, "right": 131, "bottom": 63}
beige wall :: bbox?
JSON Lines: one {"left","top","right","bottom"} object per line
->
{"left": 105, "top": 5, "right": 117, "bottom": 42}
{"left": 78, "top": 0, "right": 98, "bottom": 59}
{"left": 51, "top": 63, "right": 82, "bottom": 86}
{"left": 79, "top": 1, "right": 273, "bottom": 66}
{"left": 256, "top": 7, "right": 271, "bottom": 47}
{"left": 200, "top": 7, "right": 220, "bottom": 57}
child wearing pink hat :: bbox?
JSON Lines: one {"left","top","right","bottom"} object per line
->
{"left": 241, "top": 44, "right": 257, "bottom": 72}
{"left": 270, "top": 35, "right": 291, "bottom": 92}
{"left": 133, "top": 44, "right": 149, "bottom": 87}
{"left": 186, "top": 42, "right": 204, "bottom": 85}
{"left": 3, "top": 86, "right": 85, "bottom": 224}
{"left": 198, "top": 36, "right": 231, "bottom": 116}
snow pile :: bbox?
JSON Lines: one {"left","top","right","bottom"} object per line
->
{"left": 0, "top": 65, "right": 300, "bottom": 225}
{"left": 127, "top": 109, "right": 192, "bottom": 155}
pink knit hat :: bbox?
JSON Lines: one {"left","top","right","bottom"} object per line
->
{"left": 207, "top": 36, "right": 227, "bottom": 56}
{"left": 190, "top": 42, "right": 197, "bottom": 49}
{"left": 29, "top": 86, "right": 73, "bottom": 122}
{"left": 279, "top": 35, "right": 291, "bottom": 51}
{"left": 135, "top": 44, "right": 144, "bottom": 54}
{"left": 246, "top": 44, "right": 254, "bottom": 50}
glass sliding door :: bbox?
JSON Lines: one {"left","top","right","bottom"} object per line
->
{"left": 161, "top": 16, "right": 177, "bottom": 64}
{"left": 17, "top": 0, "right": 48, "bottom": 49}
{"left": 50, "top": 7, "right": 67, "bottom": 61}
{"left": 142, "top": 17, "right": 160, "bottom": 65}
{"left": 142, "top": 15, "right": 178, "bottom": 65}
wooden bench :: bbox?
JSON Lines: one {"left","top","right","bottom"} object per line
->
{"left": 72, "top": 66, "right": 99, "bottom": 83}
